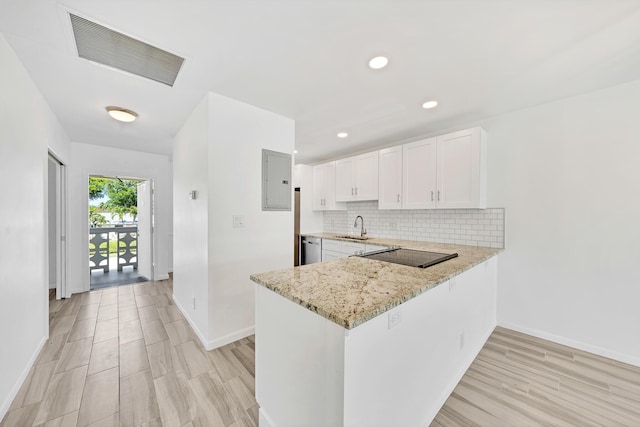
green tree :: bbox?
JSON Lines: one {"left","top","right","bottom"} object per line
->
{"left": 89, "top": 177, "right": 110, "bottom": 200}
{"left": 89, "top": 206, "right": 107, "bottom": 227}
{"left": 103, "top": 179, "right": 138, "bottom": 222}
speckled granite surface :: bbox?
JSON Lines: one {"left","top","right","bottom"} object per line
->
{"left": 250, "top": 235, "right": 503, "bottom": 330}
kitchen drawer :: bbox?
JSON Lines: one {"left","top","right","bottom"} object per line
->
{"left": 322, "top": 250, "right": 344, "bottom": 262}
{"left": 342, "top": 241, "right": 366, "bottom": 255}
{"left": 322, "top": 239, "right": 342, "bottom": 252}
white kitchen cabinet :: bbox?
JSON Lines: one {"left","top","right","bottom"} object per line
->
{"left": 321, "top": 238, "right": 369, "bottom": 261}
{"left": 403, "top": 137, "right": 437, "bottom": 209}
{"left": 436, "top": 127, "right": 486, "bottom": 209}
{"left": 335, "top": 151, "right": 379, "bottom": 202}
{"left": 400, "top": 127, "right": 486, "bottom": 209}
{"left": 312, "top": 161, "right": 346, "bottom": 211}
{"left": 378, "top": 146, "right": 403, "bottom": 210}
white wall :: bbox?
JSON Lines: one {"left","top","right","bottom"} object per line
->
{"left": 167, "top": 159, "right": 174, "bottom": 273}
{"left": 173, "top": 92, "right": 294, "bottom": 350}
{"left": 207, "top": 93, "right": 294, "bottom": 348}
{"left": 173, "top": 96, "right": 210, "bottom": 342}
{"left": 479, "top": 80, "right": 640, "bottom": 365}
{"left": 294, "top": 164, "right": 323, "bottom": 233}
{"left": 67, "top": 143, "right": 171, "bottom": 294}
{"left": 0, "top": 33, "right": 71, "bottom": 419}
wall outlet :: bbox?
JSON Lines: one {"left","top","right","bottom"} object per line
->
{"left": 460, "top": 332, "right": 465, "bottom": 350}
{"left": 233, "top": 215, "right": 246, "bottom": 227}
{"left": 388, "top": 309, "right": 402, "bottom": 329}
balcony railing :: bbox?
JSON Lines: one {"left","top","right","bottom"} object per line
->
{"left": 89, "top": 226, "right": 138, "bottom": 273}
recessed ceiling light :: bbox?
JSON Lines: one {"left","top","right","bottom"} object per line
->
{"left": 293, "top": 150, "right": 298, "bottom": 154}
{"left": 368, "top": 56, "right": 388, "bottom": 70}
{"left": 422, "top": 100, "right": 438, "bottom": 109}
{"left": 106, "top": 106, "right": 138, "bottom": 122}
{"left": 337, "top": 132, "right": 349, "bottom": 138}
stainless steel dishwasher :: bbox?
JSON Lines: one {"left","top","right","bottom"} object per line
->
{"left": 300, "top": 236, "right": 321, "bottom": 265}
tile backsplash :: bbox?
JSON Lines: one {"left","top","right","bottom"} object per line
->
{"left": 323, "top": 202, "right": 505, "bottom": 248}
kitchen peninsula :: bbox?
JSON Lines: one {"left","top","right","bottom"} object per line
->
{"left": 251, "top": 237, "right": 502, "bottom": 427}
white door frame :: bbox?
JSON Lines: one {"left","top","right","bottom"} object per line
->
{"left": 136, "top": 179, "right": 154, "bottom": 281}
{"left": 85, "top": 172, "right": 155, "bottom": 290}
{"left": 47, "top": 151, "right": 67, "bottom": 300}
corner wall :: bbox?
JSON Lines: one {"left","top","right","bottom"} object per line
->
{"left": 173, "top": 96, "right": 210, "bottom": 341}
{"left": 206, "top": 93, "right": 294, "bottom": 348}
{"left": 0, "top": 33, "right": 71, "bottom": 419}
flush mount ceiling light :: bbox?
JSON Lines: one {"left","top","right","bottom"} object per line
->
{"left": 294, "top": 150, "right": 298, "bottom": 154}
{"left": 422, "top": 100, "right": 439, "bottom": 109}
{"left": 106, "top": 106, "right": 138, "bottom": 122}
{"left": 337, "top": 132, "right": 349, "bottom": 138}
{"left": 368, "top": 56, "right": 389, "bottom": 69}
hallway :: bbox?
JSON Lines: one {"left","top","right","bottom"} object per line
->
{"left": 1, "top": 279, "right": 257, "bottom": 426}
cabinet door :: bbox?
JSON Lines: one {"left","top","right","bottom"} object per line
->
{"left": 403, "top": 138, "right": 437, "bottom": 209}
{"left": 354, "top": 151, "right": 379, "bottom": 201}
{"left": 312, "top": 164, "right": 325, "bottom": 211}
{"left": 323, "top": 161, "right": 340, "bottom": 209}
{"left": 335, "top": 157, "right": 356, "bottom": 202}
{"left": 378, "top": 146, "right": 402, "bottom": 209}
{"left": 436, "top": 128, "right": 485, "bottom": 209}
{"left": 322, "top": 250, "right": 343, "bottom": 261}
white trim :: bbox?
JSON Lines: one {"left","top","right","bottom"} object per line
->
{"left": 155, "top": 274, "right": 170, "bottom": 281}
{"left": 172, "top": 295, "right": 209, "bottom": 349}
{"left": 422, "top": 323, "right": 496, "bottom": 427}
{"left": 498, "top": 321, "right": 640, "bottom": 368}
{"left": 172, "top": 295, "right": 254, "bottom": 351}
{"left": 259, "top": 407, "right": 277, "bottom": 427}
{"left": 0, "top": 336, "right": 47, "bottom": 421}
{"left": 207, "top": 326, "right": 255, "bottom": 351}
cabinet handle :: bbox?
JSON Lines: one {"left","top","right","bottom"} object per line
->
{"left": 438, "top": 190, "right": 441, "bottom": 201}
{"left": 431, "top": 190, "right": 434, "bottom": 201}
{"left": 397, "top": 193, "right": 400, "bottom": 203}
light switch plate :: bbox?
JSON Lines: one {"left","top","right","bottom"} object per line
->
{"left": 233, "top": 215, "right": 246, "bottom": 227}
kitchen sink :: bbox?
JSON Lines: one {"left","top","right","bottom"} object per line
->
{"left": 333, "top": 234, "right": 369, "bottom": 241}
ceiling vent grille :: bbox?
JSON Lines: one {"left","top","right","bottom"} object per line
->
{"left": 70, "top": 14, "right": 184, "bottom": 87}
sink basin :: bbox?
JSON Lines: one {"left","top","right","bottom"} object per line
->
{"left": 333, "top": 234, "right": 369, "bottom": 241}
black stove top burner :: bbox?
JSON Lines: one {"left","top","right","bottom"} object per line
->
{"left": 356, "top": 248, "right": 458, "bottom": 268}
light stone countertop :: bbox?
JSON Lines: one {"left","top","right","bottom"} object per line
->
{"left": 250, "top": 234, "right": 503, "bottom": 330}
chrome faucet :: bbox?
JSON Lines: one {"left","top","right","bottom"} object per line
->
{"left": 354, "top": 215, "right": 367, "bottom": 237}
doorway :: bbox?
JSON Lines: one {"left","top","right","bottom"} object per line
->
{"left": 48, "top": 153, "right": 66, "bottom": 300}
{"left": 88, "top": 175, "right": 154, "bottom": 289}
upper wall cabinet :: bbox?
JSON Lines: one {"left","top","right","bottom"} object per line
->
{"left": 312, "top": 161, "right": 346, "bottom": 211}
{"left": 335, "top": 151, "right": 379, "bottom": 202}
{"left": 378, "top": 146, "right": 403, "bottom": 210}
{"left": 436, "top": 127, "right": 486, "bottom": 209}
{"left": 380, "top": 127, "right": 487, "bottom": 210}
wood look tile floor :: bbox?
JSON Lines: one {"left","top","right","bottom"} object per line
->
{"left": 2, "top": 279, "right": 257, "bottom": 427}
{"left": 5, "top": 285, "right": 640, "bottom": 426}
{"left": 432, "top": 327, "right": 640, "bottom": 426}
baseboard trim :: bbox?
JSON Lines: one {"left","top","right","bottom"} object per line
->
{"left": 259, "top": 407, "right": 277, "bottom": 427}
{"left": 423, "top": 321, "right": 496, "bottom": 427}
{"left": 172, "top": 295, "right": 209, "bottom": 350}
{"left": 207, "top": 326, "right": 255, "bottom": 351}
{"left": 0, "top": 335, "right": 47, "bottom": 421}
{"left": 155, "top": 273, "right": 170, "bottom": 281}
{"left": 498, "top": 321, "right": 640, "bottom": 368}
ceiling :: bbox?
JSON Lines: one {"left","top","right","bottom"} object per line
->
{"left": 2, "top": 1, "right": 640, "bottom": 164}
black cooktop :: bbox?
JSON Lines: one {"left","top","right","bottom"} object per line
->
{"left": 356, "top": 248, "right": 458, "bottom": 268}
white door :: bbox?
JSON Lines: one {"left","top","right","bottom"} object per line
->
{"left": 48, "top": 154, "right": 67, "bottom": 299}
{"left": 354, "top": 151, "right": 379, "bottom": 200}
{"left": 403, "top": 138, "right": 437, "bottom": 209}
{"left": 378, "top": 146, "right": 402, "bottom": 209}
{"left": 137, "top": 180, "right": 153, "bottom": 280}
{"left": 437, "top": 128, "right": 481, "bottom": 208}
{"left": 335, "top": 157, "right": 356, "bottom": 202}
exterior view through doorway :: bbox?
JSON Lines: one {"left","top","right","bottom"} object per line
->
{"left": 88, "top": 175, "right": 154, "bottom": 289}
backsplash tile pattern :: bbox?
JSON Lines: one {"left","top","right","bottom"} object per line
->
{"left": 323, "top": 202, "right": 505, "bottom": 248}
